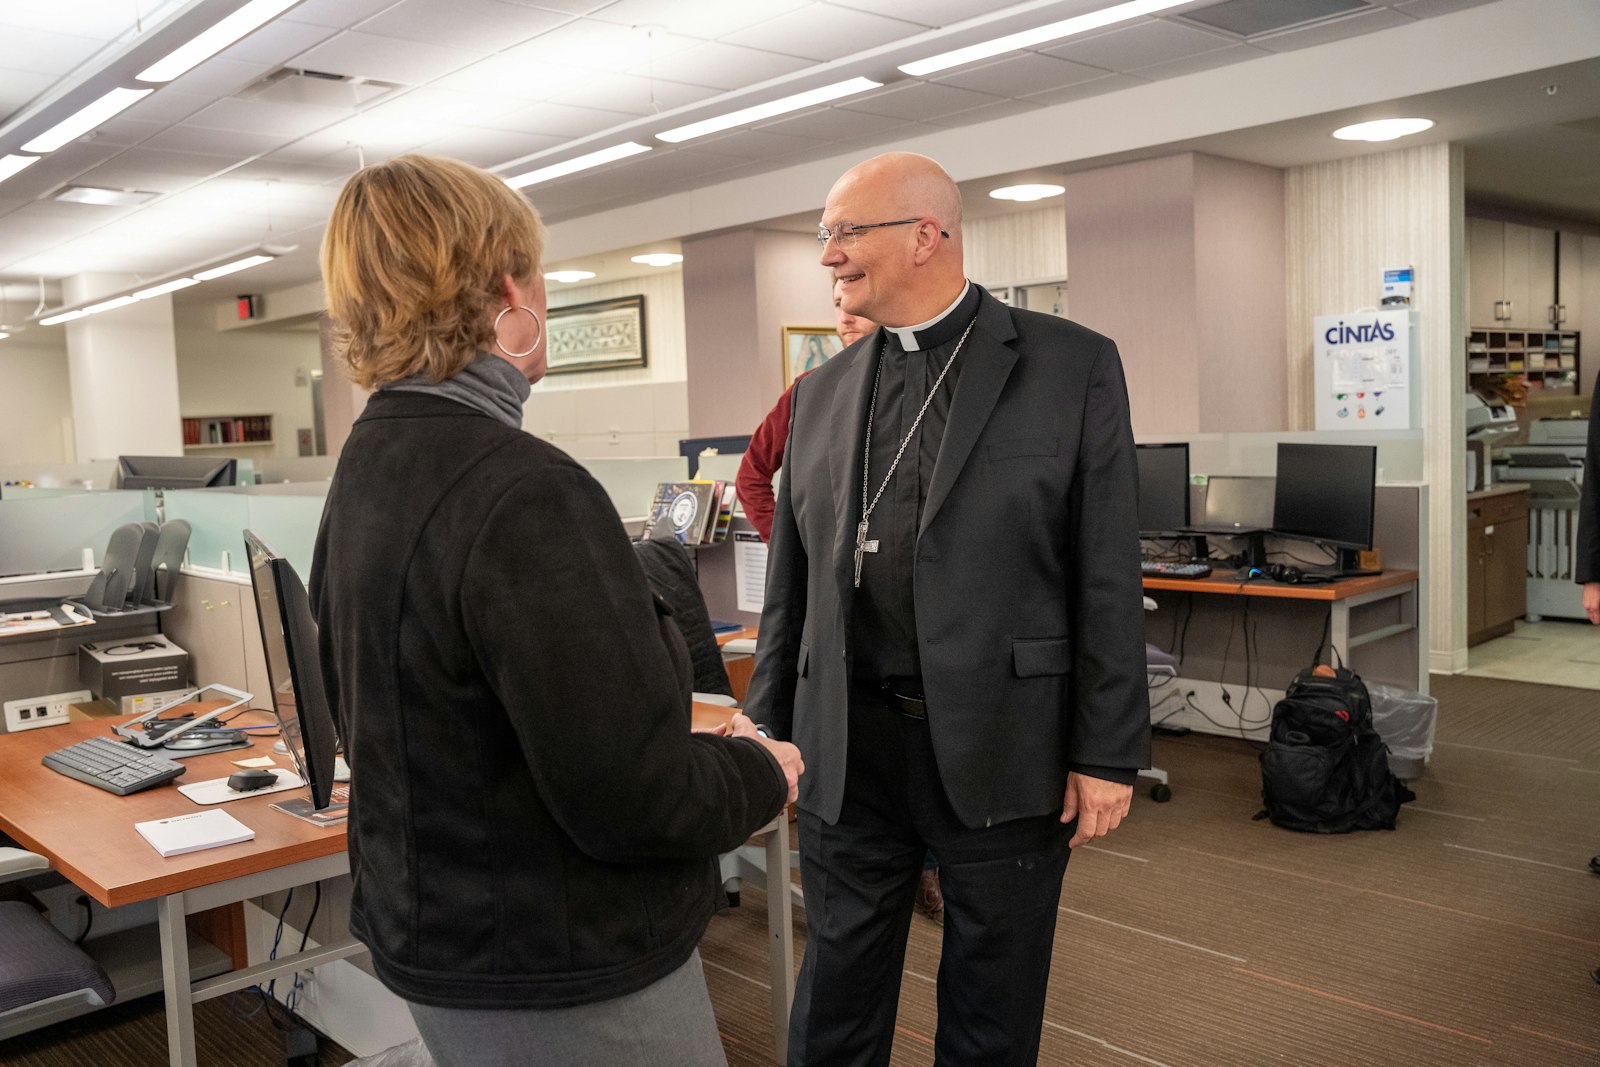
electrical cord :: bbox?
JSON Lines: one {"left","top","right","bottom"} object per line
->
{"left": 74, "top": 895, "right": 92, "bottom": 945}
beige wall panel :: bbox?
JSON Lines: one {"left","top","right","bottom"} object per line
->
{"left": 683, "top": 230, "right": 763, "bottom": 438}
{"left": 964, "top": 204, "right": 1068, "bottom": 289}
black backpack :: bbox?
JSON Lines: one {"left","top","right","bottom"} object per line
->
{"left": 1256, "top": 653, "right": 1414, "bottom": 833}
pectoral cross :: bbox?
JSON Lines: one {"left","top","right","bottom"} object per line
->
{"left": 853, "top": 519, "right": 878, "bottom": 587}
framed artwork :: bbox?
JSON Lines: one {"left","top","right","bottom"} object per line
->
{"left": 782, "top": 326, "right": 844, "bottom": 387}
{"left": 545, "top": 295, "right": 648, "bottom": 375}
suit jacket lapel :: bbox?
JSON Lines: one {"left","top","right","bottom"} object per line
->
{"left": 920, "top": 293, "right": 1018, "bottom": 538}
{"left": 827, "top": 332, "right": 881, "bottom": 592}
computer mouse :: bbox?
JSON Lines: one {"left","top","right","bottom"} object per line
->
{"left": 227, "top": 768, "right": 279, "bottom": 792}
{"left": 1234, "top": 566, "right": 1261, "bottom": 580}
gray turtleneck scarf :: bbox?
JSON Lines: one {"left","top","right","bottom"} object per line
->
{"left": 381, "top": 350, "right": 531, "bottom": 429}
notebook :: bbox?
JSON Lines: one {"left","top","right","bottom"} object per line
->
{"left": 135, "top": 808, "right": 255, "bottom": 857}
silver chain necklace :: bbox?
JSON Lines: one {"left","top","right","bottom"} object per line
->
{"left": 854, "top": 319, "right": 975, "bottom": 587}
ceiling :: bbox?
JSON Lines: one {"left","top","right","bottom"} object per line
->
{"left": 0, "top": 0, "right": 1561, "bottom": 317}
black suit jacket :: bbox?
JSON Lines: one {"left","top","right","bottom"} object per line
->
{"left": 745, "top": 287, "right": 1151, "bottom": 828}
{"left": 1578, "top": 398, "right": 1600, "bottom": 585}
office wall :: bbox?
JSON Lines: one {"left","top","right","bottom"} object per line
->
{"left": 1285, "top": 141, "right": 1465, "bottom": 671}
{"left": 964, "top": 204, "right": 1067, "bottom": 289}
{"left": 173, "top": 302, "right": 320, "bottom": 459}
{"left": 755, "top": 230, "right": 836, "bottom": 398}
{"left": 683, "top": 230, "right": 766, "bottom": 439}
{"left": 0, "top": 333, "right": 73, "bottom": 466}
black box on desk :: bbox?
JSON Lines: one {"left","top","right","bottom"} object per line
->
{"left": 78, "top": 636, "right": 189, "bottom": 712}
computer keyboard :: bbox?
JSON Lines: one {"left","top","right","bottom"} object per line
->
{"left": 1141, "top": 561, "right": 1213, "bottom": 580}
{"left": 42, "top": 736, "right": 186, "bottom": 796}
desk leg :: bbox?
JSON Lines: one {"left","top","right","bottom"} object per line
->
{"left": 158, "top": 892, "right": 197, "bottom": 1067}
{"left": 763, "top": 817, "right": 795, "bottom": 1066}
{"left": 1331, "top": 599, "right": 1350, "bottom": 664}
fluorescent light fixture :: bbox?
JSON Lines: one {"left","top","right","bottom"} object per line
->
{"left": 0, "top": 155, "right": 41, "bottom": 185}
{"left": 899, "top": 0, "right": 1190, "bottom": 77}
{"left": 193, "top": 254, "right": 274, "bottom": 281}
{"left": 39, "top": 309, "right": 89, "bottom": 327}
{"left": 630, "top": 253, "right": 683, "bottom": 267}
{"left": 55, "top": 185, "right": 161, "bottom": 206}
{"left": 138, "top": 0, "right": 304, "bottom": 83}
{"left": 657, "top": 77, "right": 882, "bottom": 142}
{"left": 82, "top": 295, "right": 141, "bottom": 316}
{"left": 989, "top": 183, "right": 1065, "bottom": 202}
{"left": 505, "top": 143, "right": 652, "bottom": 189}
{"left": 545, "top": 270, "right": 597, "bottom": 283}
{"left": 1332, "top": 118, "right": 1435, "bottom": 142}
{"left": 22, "top": 87, "right": 154, "bottom": 153}
{"left": 133, "top": 277, "right": 202, "bottom": 299}
{"left": 0, "top": 332, "right": 10, "bottom": 341}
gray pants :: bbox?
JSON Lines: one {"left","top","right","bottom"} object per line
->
{"left": 406, "top": 950, "right": 727, "bottom": 1067}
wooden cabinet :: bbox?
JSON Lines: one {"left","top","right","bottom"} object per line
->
{"left": 1468, "top": 218, "right": 1559, "bottom": 328}
{"left": 1555, "top": 231, "right": 1583, "bottom": 329}
{"left": 1467, "top": 488, "right": 1529, "bottom": 646}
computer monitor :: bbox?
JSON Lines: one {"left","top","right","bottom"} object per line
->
{"left": 1272, "top": 443, "right": 1378, "bottom": 573}
{"left": 118, "top": 455, "right": 237, "bottom": 490}
{"left": 1203, "top": 476, "right": 1276, "bottom": 530}
{"left": 1135, "top": 443, "right": 1189, "bottom": 535}
{"left": 243, "top": 530, "right": 339, "bottom": 811}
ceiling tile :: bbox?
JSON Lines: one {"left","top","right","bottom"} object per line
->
{"left": 480, "top": 100, "right": 638, "bottom": 139}
{"left": 215, "top": 17, "right": 341, "bottom": 67}
{"left": 1044, "top": 19, "right": 1236, "bottom": 71}
{"left": 432, "top": 54, "right": 601, "bottom": 100}
{"left": 683, "top": 128, "right": 834, "bottom": 160}
{"left": 826, "top": 0, "right": 1008, "bottom": 29}
{"left": 120, "top": 90, "right": 213, "bottom": 126}
{"left": 0, "top": 25, "right": 111, "bottom": 77}
{"left": 1016, "top": 72, "right": 1147, "bottom": 108}
{"left": 419, "top": 127, "right": 565, "bottom": 166}
{"left": 358, "top": 86, "right": 529, "bottom": 127}
{"left": 755, "top": 105, "right": 924, "bottom": 143}
{"left": 143, "top": 124, "right": 286, "bottom": 158}
{"left": 0, "top": 2, "right": 143, "bottom": 37}
{"left": 0, "top": 69, "right": 59, "bottom": 124}
{"left": 1252, "top": 8, "right": 1415, "bottom": 52}
{"left": 289, "top": 111, "right": 459, "bottom": 154}
{"left": 80, "top": 117, "right": 168, "bottom": 148}
{"left": 77, "top": 147, "right": 249, "bottom": 191}
{"left": 921, "top": 96, "right": 1045, "bottom": 128}
{"left": 1392, "top": 0, "right": 1499, "bottom": 16}
{"left": 933, "top": 53, "right": 1110, "bottom": 97}
{"left": 290, "top": 31, "right": 487, "bottom": 84}
{"left": 229, "top": 159, "right": 355, "bottom": 185}
{"left": 1127, "top": 43, "right": 1269, "bottom": 80}
{"left": 836, "top": 82, "right": 1006, "bottom": 122}
{"left": 184, "top": 97, "right": 349, "bottom": 138}
{"left": 546, "top": 74, "right": 720, "bottom": 116}
{"left": 502, "top": 19, "right": 701, "bottom": 71}
{"left": 164, "top": 58, "right": 276, "bottom": 99}
{"left": 280, "top": 0, "right": 418, "bottom": 29}
{"left": 0, "top": 140, "right": 125, "bottom": 199}
{"left": 589, "top": 0, "right": 811, "bottom": 40}
{"left": 355, "top": 0, "right": 572, "bottom": 54}
{"left": 498, "top": 0, "right": 614, "bottom": 13}
{"left": 630, "top": 41, "right": 815, "bottom": 91}
{"left": 721, "top": 5, "right": 926, "bottom": 62}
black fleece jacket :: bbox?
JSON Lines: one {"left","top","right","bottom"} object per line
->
{"left": 310, "top": 390, "right": 786, "bottom": 1009}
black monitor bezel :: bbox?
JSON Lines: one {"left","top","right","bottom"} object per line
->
{"left": 1135, "top": 442, "right": 1191, "bottom": 536}
{"left": 117, "top": 455, "right": 237, "bottom": 491}
{"left": 1270, "top": 442, "right": 1377, "bottom": 552}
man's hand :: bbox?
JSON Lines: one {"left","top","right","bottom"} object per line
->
{"left": 1585, "top": 582, "right": 1600, "bottom": 626}
{"left": 1060, "top": 772, "right": 1132, "bottom": 849}
{"left": 730, "top": 714, "right": 804, "bottom": 805}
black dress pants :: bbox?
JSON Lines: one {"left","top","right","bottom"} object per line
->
{"left": 787, "top": 692, "right": 1073, "bottom": 1067}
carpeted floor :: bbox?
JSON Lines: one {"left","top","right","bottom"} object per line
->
{"left": 5, "top": 672, "right": 1596, "bottom": 1066}
{"left": 702, "top": 671, "right": 1600, "bottom": 1066}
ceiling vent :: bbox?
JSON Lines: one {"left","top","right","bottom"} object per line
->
{"left": 237, "top": 68, "right": 402, "bottom": 109}
{"left": 1181, "top": 0, "right": 1371, "bottom": 38}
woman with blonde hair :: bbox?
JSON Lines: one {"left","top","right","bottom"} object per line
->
{"left": 311, "top": 154, "right": 802, "bottom": 1066}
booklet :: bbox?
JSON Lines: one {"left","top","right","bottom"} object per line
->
{"left": 134, "top": 808, "right": 255, "bottom": 857}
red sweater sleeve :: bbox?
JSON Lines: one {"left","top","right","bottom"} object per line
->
{"left": 736, "top": 384, "right": 797, "bottom": 543}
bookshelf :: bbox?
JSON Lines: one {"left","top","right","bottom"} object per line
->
{"left": 1466, "top": 327, "right": 1580, "bottom": 396}
{"left": 182, "top": 415, "right": 273, "bottom": 450}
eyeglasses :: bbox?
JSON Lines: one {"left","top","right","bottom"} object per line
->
{"left": 816, "top": 217, "right": 950, "bottom": 248}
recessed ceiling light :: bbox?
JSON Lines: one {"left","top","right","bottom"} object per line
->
{"left": 55, "top": 186, "right": 161, "bottom": 207}
{"left": 505, "top": 143, "right": 652, "bottom": 190}
{"left": 899, "top": 0, "right": 1190, "bottom": 77}
{"left": 1332, "top": 118, "right": 1435, "bottom": 142}
{"left": 22, "top": 87, "right": 153, "bottom": 153}
{"left": 545, "top": 270, "right": 597, "bottom": 283}
{"left": 630, "top": 253, "right": 682, "bottom": 267}
{"left": 989, "top": 184, "right": 1065, "bottom": 202}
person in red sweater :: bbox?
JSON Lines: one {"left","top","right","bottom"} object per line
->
{"left": 736, "top": 280, "right": 874, "bottom": 541}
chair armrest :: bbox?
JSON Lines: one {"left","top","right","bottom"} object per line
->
{"left": 0, "top": 847, "right": 49, "bottom": 882}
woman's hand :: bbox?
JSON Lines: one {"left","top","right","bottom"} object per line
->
{"left": 729, "top": 714, "right": 804, "bottom": 805}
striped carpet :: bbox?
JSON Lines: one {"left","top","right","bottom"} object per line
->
{"left": 702, "top": 671, "right": 1600, "bottom": 1066}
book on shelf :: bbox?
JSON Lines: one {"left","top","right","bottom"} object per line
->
{"left": 642, "top": 481, "right": 721, "bottom": 545}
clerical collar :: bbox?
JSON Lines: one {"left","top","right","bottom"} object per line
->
{"left": 883, "top": 281, "right": 976, "bottom": 352}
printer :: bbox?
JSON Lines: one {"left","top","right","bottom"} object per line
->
{"left": 1494, "top": 415, "right": 1586, "bottom": 503}
{"left": 1464, "top": 392, "right": 1516, "bottom": 492}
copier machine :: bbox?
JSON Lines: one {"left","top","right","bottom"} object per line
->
{"left": 1493, "top": 416, "right": 1588, "bottom": 621}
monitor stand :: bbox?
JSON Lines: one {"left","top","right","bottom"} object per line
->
{"left": 1330, "top": 547, "right": 1380, "bottom": 579}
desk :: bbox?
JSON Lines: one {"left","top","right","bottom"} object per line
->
{"left": 1141, "top": 570, "right": 1422, "bottom": 740}
{"left": 0, "top": 714, "right": 361, "bottom": 1067}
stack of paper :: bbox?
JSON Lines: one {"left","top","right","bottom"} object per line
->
{"left": 134, "top": 809, "right": 255, "bottom": 857}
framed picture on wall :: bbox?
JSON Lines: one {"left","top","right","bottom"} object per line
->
{"left": 782, "top": 326, "right": 844, "bottom": 387}
{"left": 546, "top": 295, "right": 648, "bottom": 375}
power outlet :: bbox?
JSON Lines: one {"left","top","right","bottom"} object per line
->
{"left": 3, "top": 689, "right": 91, "bottom": 733}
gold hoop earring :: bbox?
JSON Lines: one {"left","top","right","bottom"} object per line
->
{"left": 493, "top": 304, "right": 542, "bottom": 359}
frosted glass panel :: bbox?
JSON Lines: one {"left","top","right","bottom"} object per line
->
{"left": 579, "top": 457, "right": 693, "bottom": 520}
{"left": 0, "top": 491, "right": 149, "bottom": 578}
{"left": 693, "top": 453, "right": 744, "bottom": 483}
{"left": 163, "top": 491, "right": 253, "bottom": 574}
{"left": 243, "top": 493, "right": 328, "bottom": 578}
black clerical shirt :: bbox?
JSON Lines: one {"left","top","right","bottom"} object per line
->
{"left": 850, "top": 283, "right": 981, "bottom": 687}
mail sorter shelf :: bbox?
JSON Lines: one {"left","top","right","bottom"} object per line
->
{"left": 182, "top": 415, "right": 273, "bottom": 449}
{"left": 1466, "top": 327, "right": 1580, "bottom": 394}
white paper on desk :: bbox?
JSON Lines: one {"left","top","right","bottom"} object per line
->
{"left": 233, "top": 756, "right": 277, "bottom": 768}
{"left": 179, "top": 770, "right": 305, "bottom": 805}
{"left": 734, "top": 531, "right": 767, "bottom": 614}
{"left": 135, "top": 809, "right": 255, "bottom": 857}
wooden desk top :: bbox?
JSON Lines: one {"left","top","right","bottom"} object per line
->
{"left": 1142, "top": 569, "right": 1418, "bottom": 601}
{"left": 691, "top": 700, "right": 737, "bottom": 734}
{"left": 0, "top": 712, "right": 345, "bottom": 908}
{"left": 715, "top": 627, "right": 759, "bottom": 648}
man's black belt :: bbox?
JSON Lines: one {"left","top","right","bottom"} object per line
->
{"left": 866, "top": 677, "right": 926, "bottom": 720}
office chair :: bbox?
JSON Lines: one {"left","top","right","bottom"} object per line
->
{"left": 1142, "top": 596, "right": 1175, "bottom": 803}
{"left": 0, "top": 847, "right": 116, "bottom": 1039}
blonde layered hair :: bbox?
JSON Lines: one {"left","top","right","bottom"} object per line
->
{"left": 322, "top": 154, "right": 544, "bottom": 388}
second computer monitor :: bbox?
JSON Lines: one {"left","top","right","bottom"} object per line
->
{"left": 1272, "top": 443, "right": 1377, "bottom": 552}
{"left": 1203, "top": 476, "right": 1276, "bottom": 530}
{"left": 1135, "top": 443, "right": 1189, "bottom": 535}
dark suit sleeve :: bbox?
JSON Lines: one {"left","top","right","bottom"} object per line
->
{"left": 741, "top": 380, "right": 811, "bottom": 742}
{"left": 460, "top": 465, "right": 787, "bottom": 864}
{"left": 1577, "top": 399, "right": 1600, "bottom": 585}
{"left": 1065, "top": 338, "right": 1152, "bottom": 777}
